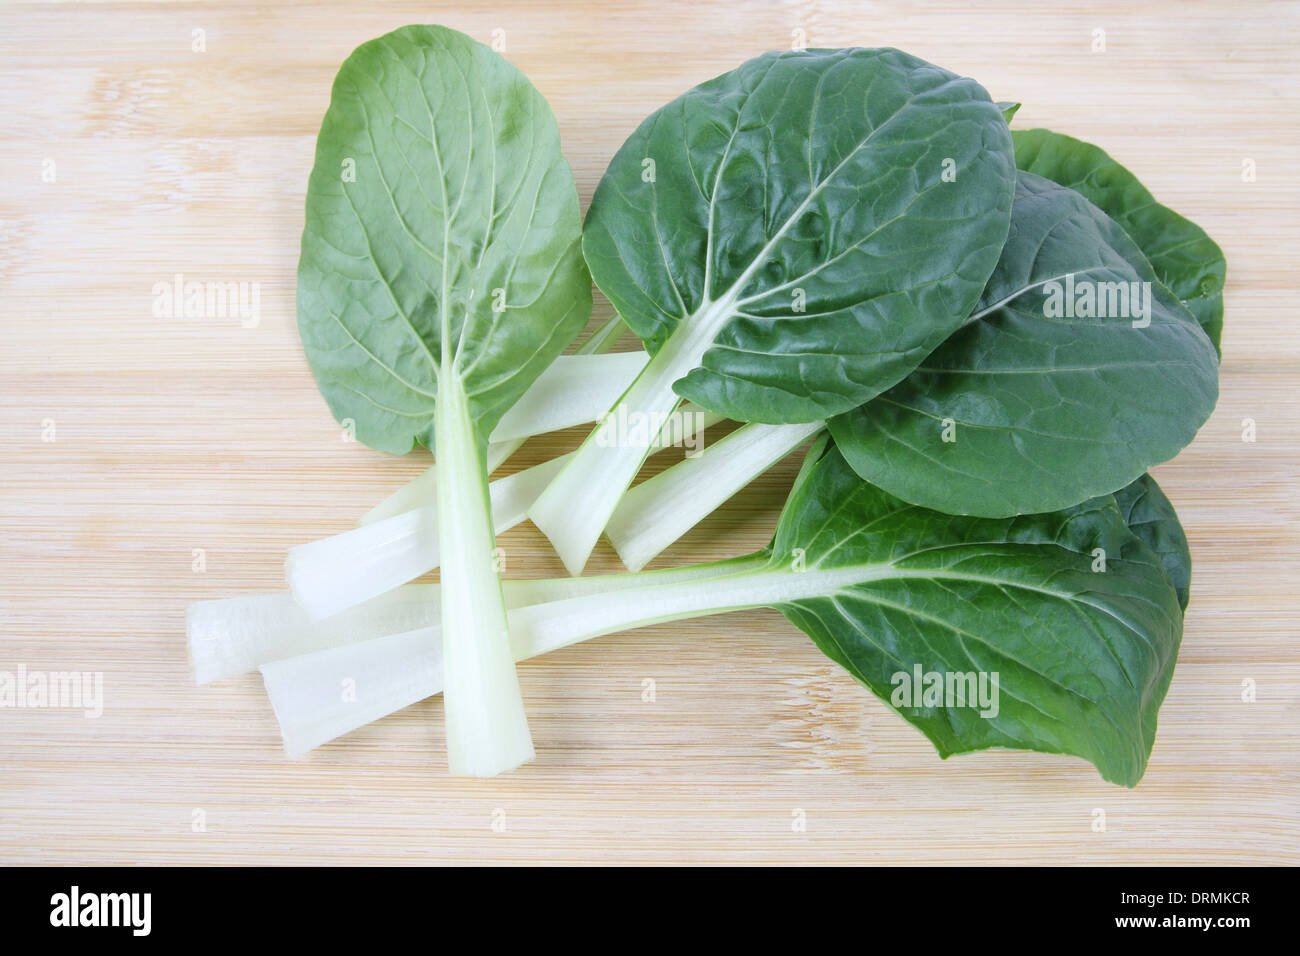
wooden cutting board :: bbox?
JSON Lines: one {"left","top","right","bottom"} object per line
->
{"left": 2, "top": 0, "right": 1296, "bottom": 865}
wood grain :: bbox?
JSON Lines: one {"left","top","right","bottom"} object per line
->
{"left": 1, "top": 0, "right": 1296, "bottom": 865}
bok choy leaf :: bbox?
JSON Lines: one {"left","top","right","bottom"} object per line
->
{"left": 829, "top": 172, "right": 1219, "bottom": 517}
{"left": 296, "top": 24, "right": 591, "bottom": 775}
{"left": 1013, "top": 129, "right": 1226, "bottom": 351}
{"left": 528, "top": 47, "right": 1018, "bottom": 574}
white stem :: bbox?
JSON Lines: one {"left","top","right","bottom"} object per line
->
{"left": 287, "top": 507, "right": 438, "bottom": 620}
{"left": 360, "top": 437, "right": 524, "bottom": 527}
{"left": 361, "top": 462, "right": 443, "bottom": 527}
{"left": 260, "top": 555, "right": 768, "bottom": 757}
{"left": 507, "top": 558, "right": 894, "bottom": 658}
{"left": 489, "top": 351, "right": 648, "bottom": 443}
{"left": 187, "top": 585, "right": 439, "bottom": 685}
{"left": 435, "top": 370, "right": 534, "bottom": 776}
{"left": 484, "top": 439, "right": 520, "bottom": 475}
{"left": 501, "top": 552, "right": 767, "bottom": 607}
{"left": 287, "top": 454, "right": 571, "bottom": 619}
{"left": 528, "top": 299, "right": 736, "bottom": 576}
{"left": 194, "top": 560, "right": 750, "bottom": 686}
{"left": 579, "top": 312, "right": 628, "bottom": 353}
{"left": 361, "top": 318, "right": 631, "bottom": 526}
{"left": 262, "top": 626, "right": 443, "bottom": 759}
{"left": 289, "top": 407, "right": 723, "bottom": 619}
{"left": 606, "top": 420, "right": 825, "bottom": 572}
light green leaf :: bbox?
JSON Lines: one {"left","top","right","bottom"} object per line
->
{"left": 297, "top": 24, "right": 591, "bottom": 454}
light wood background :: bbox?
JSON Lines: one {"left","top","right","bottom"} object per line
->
{"left": 2, "top": 0, "right": 1297, "bottom": 866}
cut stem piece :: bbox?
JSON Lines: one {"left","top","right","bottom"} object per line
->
{"left": 489, "top": 351, "right": 648, "bottom": 443}
{"left": 606, "top": 420, "right": 825, "bottom": 572}
{"left": 263, "top": 626, "right": 443, "bottom": 758}
{"left": 435, "top": 371, "right": 534, "bottom": 777}
{"left": 193, "top": 554, "right": 761, "bottom": 688}
{"left": 187, "top": 585, "right": 439, "bottom": 685}
{"left": 287, "top": 454, "right": 570, "bottom": 619}
{"left": 529, "top": 301, "right": 735, "bottom": 575}
{"left": 289, "top": 409, "right": 724, "bottom": 619}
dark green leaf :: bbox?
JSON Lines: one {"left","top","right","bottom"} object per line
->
{"left": 1113, "top": 473, "right": 1192, "bottom": 611}
{"left": 582, "top": 47, "right": 1017, "bottom": 423}
{"left": 768, "top": 446, "right": 1184, "bottom": 786}
{"left": 830, "top": 172, "right": 1219, "bottom": 517}
{"left": 1013, "top": 128, "right": 1225, "bottom": 352}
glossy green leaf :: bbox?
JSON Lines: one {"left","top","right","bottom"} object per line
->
{"left": 1113, "top": 473, "right": 1191, "bottom": 611}
{"left": 509, "top": 445, "right": 1184, "bottom": 784}
{"left": 581, "top": 47, "right": 1017, "bottom": 423}
{"left": 297, "top": 24, "right": 591, "bottom": 454}
{"left": 830, "top": 171, "right": 1219, "bottom": 517}
{"left": 1013, "top": 128, "right": 1225, "bottom": 352}
{"left": 768, "top": 446, "right": 1184, "bottom": 787}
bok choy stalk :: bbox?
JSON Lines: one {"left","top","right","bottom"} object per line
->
{"left": 605, "top": 420, "right": 822, "bottom": 572}
{"left": 258, "top": 558, "right": 763, "bottom": 756}
{"left": 263, "top": 443, "right": 1192, "bottom": 786}
{"left": 191, "top": 559, "right": 758, "bottom": 692}
{"left": 528, "top": 47, "right": 1019, "bottom": 575}
{"left": 188, "top": 585, "right": 438, "bottom": 685}
{"left": 361, "top": 314, "right": 636, "bottom": 526}
{"left": 287, "top": 455, "right": 569, "bottom": 619}
{"left": 286, "top": 404, "right": 721, "bottom": 618}
{"left": 603, "top": 163, "right": 1221, "bottom": 569}
{"left": 296, "top": 25, "right": 591, "bottom": 776}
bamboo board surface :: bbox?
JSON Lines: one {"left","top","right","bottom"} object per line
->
{"left": 1, "top": 0, "right": 1297, "bottom": 865}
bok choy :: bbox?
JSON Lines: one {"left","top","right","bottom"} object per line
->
{"left": 186, "top": 34, "right": 1225, "bottom": 787}
{"left": 296, "top": 25, "right": 591, "bottom": 776}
